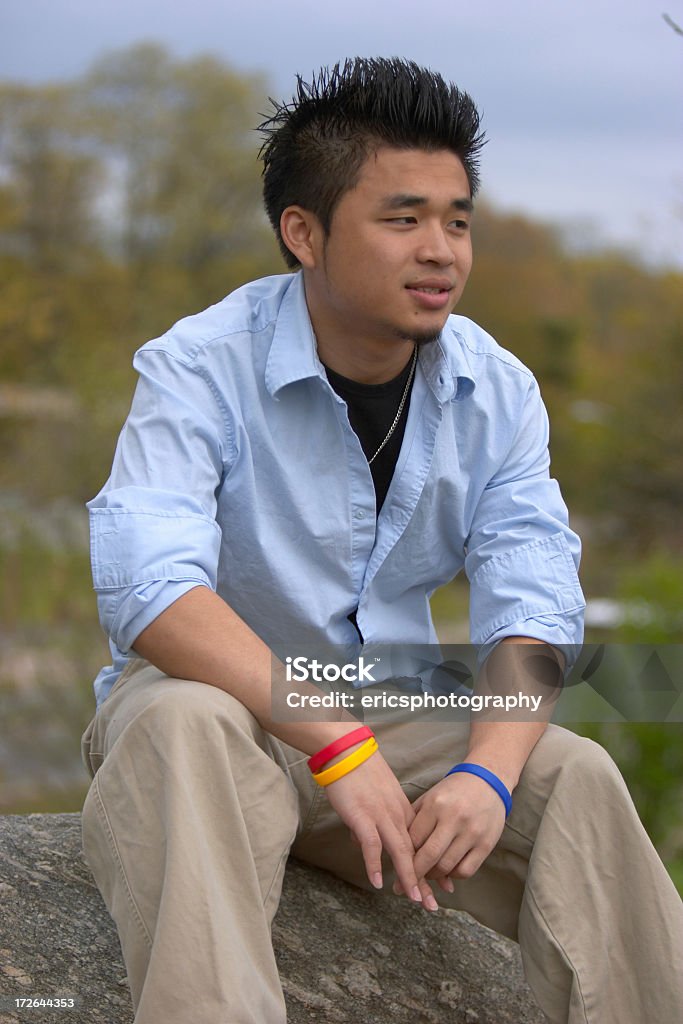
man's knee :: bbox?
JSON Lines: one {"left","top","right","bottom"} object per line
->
{"left": 89, "top": 673, "right": 297, "bottom": 835}
{"left": 530, "top": 725, "right": 631, "bottom": 809}
{"left": 100, "top": 670, "right": 263, "bottom": 762}
{"left": 137, "top": 676, "right": 256, "bottom": 732}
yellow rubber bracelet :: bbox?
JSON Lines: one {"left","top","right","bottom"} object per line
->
{"left": 312, "top": 737, "right": 379, "bottom": 787}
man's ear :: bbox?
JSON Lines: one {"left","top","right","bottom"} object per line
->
{"left": 280, "top": 206, "right": 324, "bottom": 269}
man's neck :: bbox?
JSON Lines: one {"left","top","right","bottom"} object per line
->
{"left": 319, "top": 340, "right": 416, "bottom": 385}
{"left": 304, "top": 282, "right": 416, "bottom": 384}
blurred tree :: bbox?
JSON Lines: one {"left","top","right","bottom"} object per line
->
{"left": 570, "top": 257, "right": 683, "bottom": 554}
{"left": 0, "top": 82, "right": 105, "bottom": 387}
{"left": 0, "top": 46, "right": 282, "bottom": 501}
{"left": 0, "top": 83, "right": 102, "bottom": 271}
{"left": 79, "top": 44, "right": 279, "bottom": 311}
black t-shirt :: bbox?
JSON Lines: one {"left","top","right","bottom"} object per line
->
{"left": 324, "top": 351, "right": 416, "bottom": 515}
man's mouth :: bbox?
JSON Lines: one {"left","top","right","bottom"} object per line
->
{"left": 405, "top": 282, "right": 454, "bottom": 310}
{"left": 405, "top": 282, "right": 454, "bottom": 309}
{"left": 406, "top": 278, "right": 454, "bottom": 293}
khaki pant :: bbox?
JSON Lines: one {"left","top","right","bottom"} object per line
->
{"left": 80, "top": 659, "right": 683, "bottom": 1024}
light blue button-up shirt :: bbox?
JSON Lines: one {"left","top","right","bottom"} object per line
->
{"left": 87, "top": 272, "right": 585, "bottom": 707}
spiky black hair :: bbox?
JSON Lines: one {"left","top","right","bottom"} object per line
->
{"left": 257, "top": 57, "right": 485, "bottom": 268}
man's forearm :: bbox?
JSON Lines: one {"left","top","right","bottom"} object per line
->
{"left": 132, "top": 584, "right": 362, "bottom": 755}
{"left": 464, "top": 637, "right": 563, "bottom": 792}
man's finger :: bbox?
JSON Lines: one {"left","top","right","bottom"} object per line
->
{"left": 450, "top": 847, "right": 485, "bottom": 880}
{"left": 408, "top": 805, "right": 437, "bottom": 851}
{"left": 417, "top": 835, "right": 474, "bottom": 880}
{"left": 354, "top": 824, "right": 385, "bottom": 889}
{"left": 380, "top": 825, "right": 426, "bottom": 905}
{"left": 413, "top": 827, "right": 466, "bottom": 880}
{"left": 392, "top": 875, "right": 439, "bottom": 911}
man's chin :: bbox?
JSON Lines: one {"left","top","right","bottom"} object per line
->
{"left": 393, "top": 326, "right": 443, "bottom": 346}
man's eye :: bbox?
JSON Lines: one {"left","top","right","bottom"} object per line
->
{"left": 386, "top": 217, "right": 416, "bottom": 224}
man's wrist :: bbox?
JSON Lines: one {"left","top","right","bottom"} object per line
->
{"left": 445, "top": 762, "right": 513, "bottom": 817}
{"left": 308, "top": 726, "right": 375, "bottom": 772}
{"left": 460, "top": 746, "right": 520, "bottom": 792}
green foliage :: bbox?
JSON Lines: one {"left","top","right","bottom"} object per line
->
{"left": 0, "top": 497, "right": 92, "bottom": 626}
{"left": 613, "top": 550, "right": 683, "bottom": 643}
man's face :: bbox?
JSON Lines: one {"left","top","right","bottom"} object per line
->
{"left": 305, "top": 146, "right": 474, "bottom": 351}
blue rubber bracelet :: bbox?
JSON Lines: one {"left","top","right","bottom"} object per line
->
{"left": 445, "top": 762, "right": 513, "bottom": 817}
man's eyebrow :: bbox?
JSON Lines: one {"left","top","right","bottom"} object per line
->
{"left": 379, "top": 194, "right": 474, "bottom": 213}
{"left": 452, "top": 197, "right": 474, "bottom": 213}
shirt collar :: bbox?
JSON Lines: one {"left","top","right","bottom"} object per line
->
{"left": 265, "top": 271, "right": 476, "bottom": 403}
{"left": 420, "top": 322, "right": 476, "bottom": 403}
{"left": 265, "top": 273, "right": 326, "bottom": 398}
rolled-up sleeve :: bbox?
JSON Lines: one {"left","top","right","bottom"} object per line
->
{"left": 465, "top": 376, "right": 585, "bottom": 661}
{"left": 87, "top": 347, "right": 229, "bottom": 654}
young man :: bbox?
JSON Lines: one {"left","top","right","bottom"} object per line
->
{"left": 81, "top": 58, "right": 683, "bottom": 1024}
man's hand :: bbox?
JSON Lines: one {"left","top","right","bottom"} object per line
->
{"left": 393, "top": 772, "right": 507, "bottom": 896}
{"left": 322, "top": 750, "right": 441, "bottom": 911}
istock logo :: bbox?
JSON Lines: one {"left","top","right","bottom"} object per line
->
{"left": 285, "top": 656, "right": 377, "bottom": 684}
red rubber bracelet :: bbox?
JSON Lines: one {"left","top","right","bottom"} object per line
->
{"left": 307, "top": 725, "right": 375, "bottom": 775}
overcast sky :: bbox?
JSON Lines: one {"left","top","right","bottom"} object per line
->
{"left": 2, "top": 0, "right": 682, "bottom": 266}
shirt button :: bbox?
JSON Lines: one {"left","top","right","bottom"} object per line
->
{"left": 354, "top": 509, "right": 366, "bottom": 520}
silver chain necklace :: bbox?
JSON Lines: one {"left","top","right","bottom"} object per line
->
{"left": 367, "top": 346, "right": 417, "bottom": 465}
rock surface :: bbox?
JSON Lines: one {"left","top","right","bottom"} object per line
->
{"left": 0, "top": 814, "right": 545, "bottom": 1023}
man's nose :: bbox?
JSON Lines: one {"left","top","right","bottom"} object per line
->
{"left": 415, "top": 224, "right": 456, "bottom": 264}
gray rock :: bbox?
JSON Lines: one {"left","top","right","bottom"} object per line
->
{"left": 0, "top": 814, "right": 545, "bottom": 1023}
